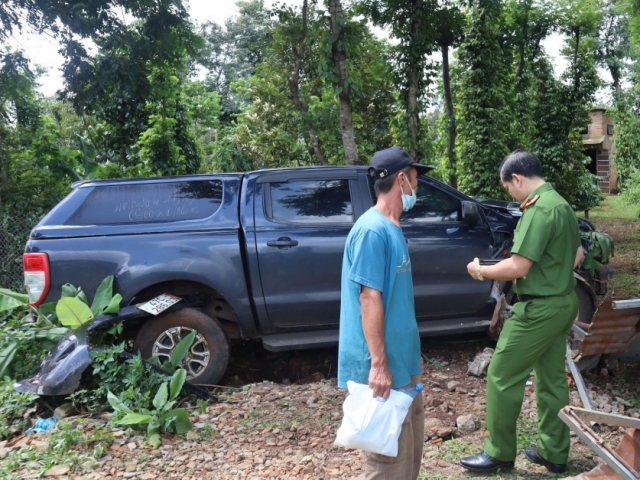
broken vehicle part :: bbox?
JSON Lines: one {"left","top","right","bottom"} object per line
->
{"left": 14, "top": 294, "right": 208, "bottom": 396}
{"left": 572, "top": 297, "right": 640, "bottom": 359}
{"left": 559, "top": 406, "right": 640, "bottom": 480}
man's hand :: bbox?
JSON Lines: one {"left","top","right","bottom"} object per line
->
{"left": 466, "top": 254, "right": 533, "bottom": 282}
{"left": 369, "top": 362, "right": 392, "bottom": 399}
{"left": 467, "top": 257, "right": 481, "bottom": 280}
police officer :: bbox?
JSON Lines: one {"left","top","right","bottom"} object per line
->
{"left": 459, "top": 149, "right": 585, "bottom": 474}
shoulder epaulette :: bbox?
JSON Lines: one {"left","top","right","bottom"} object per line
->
{"left": 520, "top": 194, "right": 540, "bottom": 211}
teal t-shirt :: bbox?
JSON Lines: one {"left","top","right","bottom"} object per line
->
{"left": 337, "top": 207, "right": 421, "bottom": 389}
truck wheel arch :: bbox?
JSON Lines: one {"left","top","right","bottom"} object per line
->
{"left": 130, "top": 280, "right": 242, "bottom": 338}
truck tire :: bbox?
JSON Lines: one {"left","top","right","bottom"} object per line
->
{"left": 574, "top": 283, "right": 600, "bottom": 372}
{"left": 575, "top": 282, "right": 596, "bottom": 326}
{"left": 133, "top": 308, "right": 229, "bottom": 386}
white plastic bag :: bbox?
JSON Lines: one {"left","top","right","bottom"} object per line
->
{"left": 334, "top": 381, "right": 414, "bottom": 457}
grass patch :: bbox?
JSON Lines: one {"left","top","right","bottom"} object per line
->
{"left": 587, "top": 195, "right": 640, "bottom": 221}
{"left": 582, "top": 196, "right": 640, "bottom": 299}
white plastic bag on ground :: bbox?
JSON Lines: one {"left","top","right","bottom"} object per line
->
{"left": 334, "top": 380, "right": 414, "bottom": 457}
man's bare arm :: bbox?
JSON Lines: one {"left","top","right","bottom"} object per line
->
{"left": 360, "top": 285, "right": 392, "bottom": 399}
{"left": 467, "top": 254, "right": 534, "bottom": 282}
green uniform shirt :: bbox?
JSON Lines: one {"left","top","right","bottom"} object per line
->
{"left": 511, "top": 183, "right": 581, "bottom": 297}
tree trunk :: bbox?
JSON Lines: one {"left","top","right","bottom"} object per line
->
{"left": 610, "top": 64, "right": 621, "bottom": 101}
{"left": 406, "top": 6, "right": 422, "bottom": 161}
{"left": 573, "top": 26, "right": 581, "bottom": 94}
{"left": 0, "top": 146, "right": 6, "bottom": 209}
{"left": 515, "top": 4, "right": 529, "bottom": 83}
{"left": 407, "top": 68, "right": 420, "bottom": 162}
{"left": 441, "top": 43, "right": 457, "bottom": 187}
{"left": 289, "top": 0, "right": 328, "bottom": 165}
{"left": 329, "top": 0, "right": 358, "bottom": 165}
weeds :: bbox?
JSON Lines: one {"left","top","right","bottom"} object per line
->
{"left": 196, "top": 399, "right": 208, "bottom": 415}
{"left": 0, "top": 419, "right": 112, "bottom": 479}
{"left": 196, "top": 424, "right": 217, "bottom": 440}
{"left": 423, "top": 355, "right": 445, "bottom": 369}
{"left": 0, "top": 377, "right": 38, "bottom": 440}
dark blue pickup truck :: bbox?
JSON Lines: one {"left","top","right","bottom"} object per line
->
{"left": 23, "top": 166, "right": 608, "bottom": 385}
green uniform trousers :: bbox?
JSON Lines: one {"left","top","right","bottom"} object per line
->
{"left": 484, "top": 292, "right": 578, "bottom": 464}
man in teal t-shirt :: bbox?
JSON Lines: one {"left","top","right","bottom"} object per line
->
{"left": 338, "top": 146, "right": 430, "bottom": 480}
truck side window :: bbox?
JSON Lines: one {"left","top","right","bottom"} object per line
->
{"left": 368, "top": 177, "right": 460, "bottom": 223}
{"left": 269, "top": 179, "right": 353, "bottom": 224}
{"left": 401, "top": 182, "right": 461, "bottom": 223}
{"left": 65, "top": 180, "right": 223, "bottom": 225}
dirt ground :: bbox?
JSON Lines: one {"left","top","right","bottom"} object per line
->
{"left": 4, "top": 335, "right": 639, "bottom": 480}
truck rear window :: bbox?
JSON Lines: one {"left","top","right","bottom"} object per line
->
{"left": 269, "top": 179, "right": 353, "bottom": 224}
{"left": 65, "top": 180, "right": 223, "bottom": 225}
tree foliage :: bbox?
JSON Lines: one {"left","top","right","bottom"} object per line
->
{"left": 613, "top": 93, "right": 640, "bottom": 185}
{"left": 0, "top": 49, "right": 87, "bottom": 212}
{"left": 199, "top": 0, "right": 273, "bottom": 119}
{"left": 2, "top": 0, "right": 635, "bottom": 211}
{"left": 58, "top": 2, "right": 204, "bottom": 176}
{"left": 455, "top": 0, "right": 517, "bottom": 199}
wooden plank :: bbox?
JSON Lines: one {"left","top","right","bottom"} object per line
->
{"left": 571, "top": 407, "right": 640, "bottom": 430}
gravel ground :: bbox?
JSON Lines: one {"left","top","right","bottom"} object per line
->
{"left": 3, "top": 335, "right": 639, "bottom": 480}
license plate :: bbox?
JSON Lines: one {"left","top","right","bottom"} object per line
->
{"left": 138, "top": 294, "right": 182, "bottom": 316}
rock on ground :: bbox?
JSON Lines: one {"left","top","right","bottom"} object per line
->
{"left": 468, "top": 347, "right": 494, "bottom": 377}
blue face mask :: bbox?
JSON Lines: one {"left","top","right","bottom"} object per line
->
{"left": 401, "top": 177, "right": 417, "bottom": 212}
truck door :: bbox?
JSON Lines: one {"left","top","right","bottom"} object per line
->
{"left": 366, "top": 175, "right": 494, "bottom": 319}
{"left": 254, "top": 171, "right": 361, "bottom": 327}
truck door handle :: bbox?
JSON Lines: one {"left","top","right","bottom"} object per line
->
{"left": 267, "top": 237, "right": 299, "bottom": 247}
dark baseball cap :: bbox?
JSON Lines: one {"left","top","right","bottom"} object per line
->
{"left": 368, "top": 146, "right": 434, "bottom": 180}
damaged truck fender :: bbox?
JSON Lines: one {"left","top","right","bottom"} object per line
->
{"left": 14, "top": 296, "right": 211, "bottom": 397}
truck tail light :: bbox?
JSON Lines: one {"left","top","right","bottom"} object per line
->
{"left": 23, "top": 253, "right": 50, "bottom": 306}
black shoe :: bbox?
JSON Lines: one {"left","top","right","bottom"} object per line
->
{"left": 524, "top": 447, "right": 566, "bottom": 474}
{"left": 460, "top": 451, "right": 515, "bottom": 473}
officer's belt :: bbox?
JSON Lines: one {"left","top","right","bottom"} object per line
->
{"left": 517, "top": 294, "right": 557, "bottom": 302}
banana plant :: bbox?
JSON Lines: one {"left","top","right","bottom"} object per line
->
{"left": 55, "top": 276, "right": 122, "bottom": 328}
{"left": 0, "top": 288, "right": 67, "bottom": 378}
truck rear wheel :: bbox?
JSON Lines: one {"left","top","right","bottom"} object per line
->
{"left": 133, "top": 308, "right": 229, "bottom": 386}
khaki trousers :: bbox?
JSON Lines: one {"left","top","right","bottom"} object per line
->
{"left": 361, "top": 375, "right": 424, "bottom": 480}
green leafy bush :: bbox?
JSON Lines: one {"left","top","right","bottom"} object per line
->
{"left": 620, "top": 168, "right": 640, "bottom": 210}
{"left": 70, "top": 344, "right": 168, "bottom": 413}
{"left": 572, "top": 171, "right": 605, "bottom": 212}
